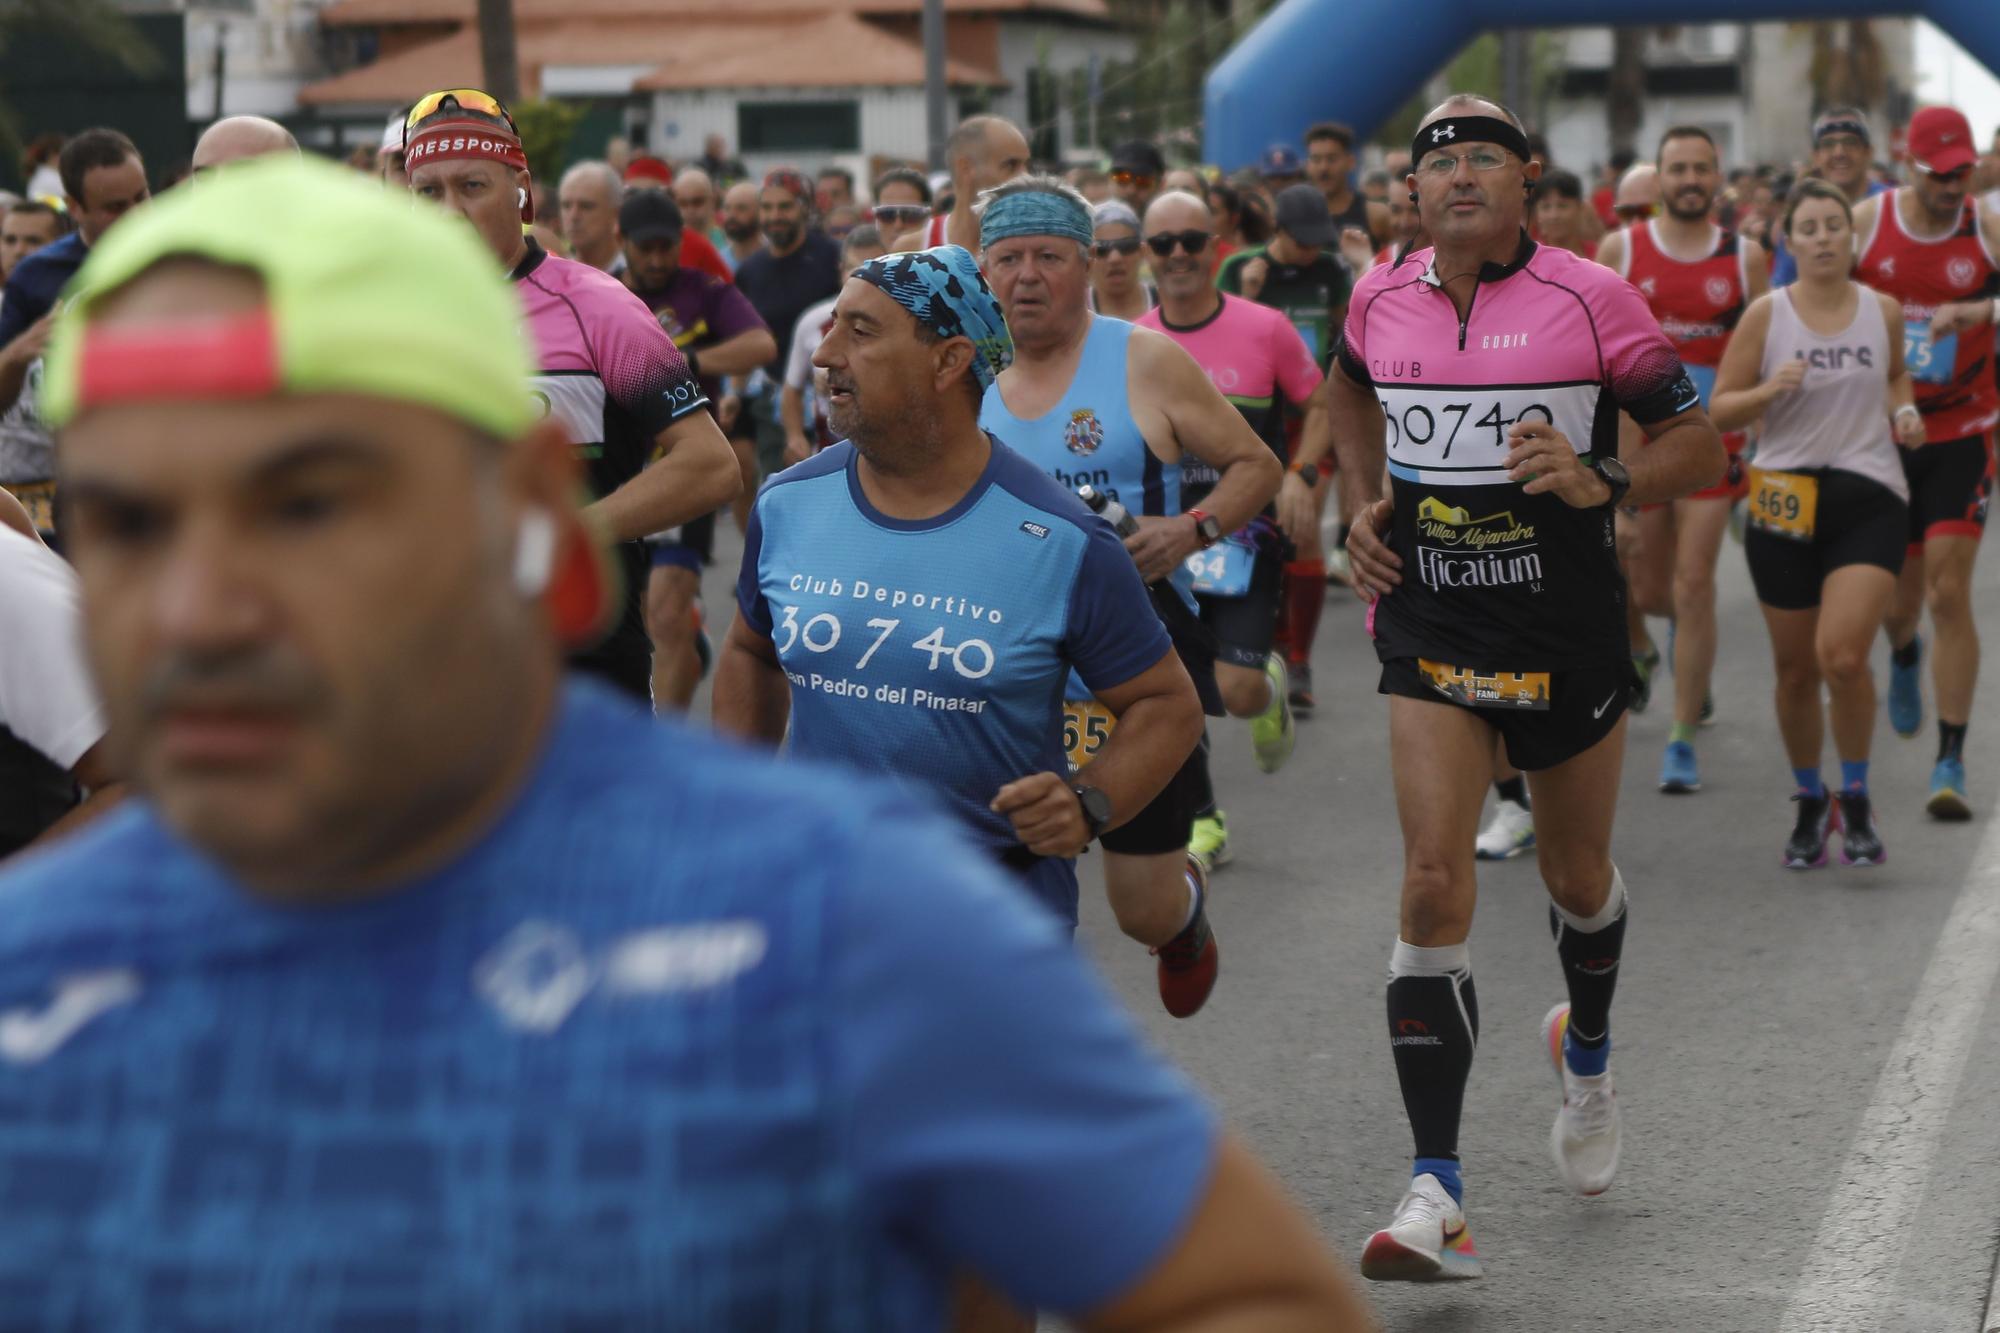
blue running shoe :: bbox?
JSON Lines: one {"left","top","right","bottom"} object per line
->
{"left": 1927, "top": 756, "right": 1971, "bottom": 822}
{"left": 1659, "top": 740, "right": 1700, "bottom": 794}
{"left": 1888, "top": 635, "right": 1923, "bottom": 739}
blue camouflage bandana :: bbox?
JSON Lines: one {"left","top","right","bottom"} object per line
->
{"left": 852, "top": 244, "right": 1014, "bottom": 390}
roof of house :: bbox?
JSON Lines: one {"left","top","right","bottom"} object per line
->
{"left": 318, "top": 0, "right": 1115, "bottom": 28}
{"left": 297, "top": 12, "right": 1007, "bottom": 106}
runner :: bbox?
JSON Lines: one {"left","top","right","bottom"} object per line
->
{"left": 1088, "top": 200, "right": 1156, "bottom": 320}
{"left": 670, "top": 166, "right": 730, "bottom": 261}
{"left": 889, "top": 115, "right": 1029, "bottom": 253}
{"left": 734, "top": 169, "right": 843, "bottom": 499}
{"left": 1607, "top": 159, "right": 1668, "bottom": 708}
{"left": 1597, "top": 126, "right": 1768, "bottom": 793}
{"left": 404, "top": 88, "right": 740, "bottom": 702}
{"left": 1368, "top": 187, "right": 1423, "bottom": 270}
{"left": 718, "top": 180, "right": 764, "bottom": 268}
{"left": 559, "top": 161, "right": 629, "bottom": 275}
{"left": 1530, "top": 170, "right": 1596, "bottom": 259}
{"left": 1136, "top": 190, "right": 1324, "bottom": 784}
{"left": 1711, "top": 178, "right": 1920, "bottom": 868}
{"left": 0, "top": 201, "right": 62, "bottom": 285}
{"left": 979, "top": 175, "right": 1282, "bottom": 984}
{"left": 1771, "top": 109, "right": 1891, "bottom": 287}
{"left": 619, "top": 190, "right": 777, "bottom": 712}
{"left": 1851, "top": 104, "right": 2000, "bottom": 820}
{"left": 780, "top": 224, "right": 888, "bottom": 464}
{"left": 7, "top": 156, "right": 1372, "bottom": 1327}
{"left": 1305, "top": 122, "right": 1390, "bottom": 245}
{"left": 869, "top": 165, "right": 932, "bottom": 245}
{"left": 188, "top": 116, "right": 297, "bottom": 173}
{"left": 1333, "top": 95, "right": 1721, "bottom": 1279}
{"left": 1216, "top": 183, "right": 1353, "bottom": 697}
{"left": 1110, "top": 140, "right": 1167, "bottom": 216}
{"left": 716, "top": 241, "right": 1205, "bottom": 950}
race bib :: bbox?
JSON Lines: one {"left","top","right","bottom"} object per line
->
{"left": 1062, "top": 700, "right": 1117, "bottom": 772}
{"left": 1748, "top": 468, "right": 1818, "bottom": 542}
{"left": 1418, "top": 659, "right": 1551, "bottom": 710}
{"left": 1184, "top": 536, "right": 1256, "bottom": 598}
{"left": 0, "top": 479, "right": 55, "bottom": 534}
{"left": 1904, "top": 320, "right": 1957, "bottom": 387}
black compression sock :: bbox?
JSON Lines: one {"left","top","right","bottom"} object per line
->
{"left": 1494, "top": 775, "right": 1529, "bottom": 809}
{"left": 1387, "top": 940, "right": 1478, "bottom": 1164}
{"left": 1892, "top": 638, "right": 1921, "bottom": 669}
{"left": 1548, "top": 872, "right": 1627, "bottom": 1064}
{"left": 1939, "top": 721, "right": 1968, "bottom": 763}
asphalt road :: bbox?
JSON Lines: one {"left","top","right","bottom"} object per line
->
{"left": 698, "top": 516, "right": 2000, "bottom": 1331}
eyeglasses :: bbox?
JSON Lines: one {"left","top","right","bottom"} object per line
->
{"left": 1112, "top": 171, "right": 1156, "bottom": 190}
{"left": 406, "top": 88, "right": 517, "bottom": 136}
{"left": 1094, "top": 237, "right": 1142, "bottom": 257}
{"left": 1417, "top": 148, "right": 1512, "bottom": 177}
{"left": 1145, "top": 230, "right": 1210, "bottom": 257}
{"left": 871, "top": 204, "right": 930, "bottom": 224}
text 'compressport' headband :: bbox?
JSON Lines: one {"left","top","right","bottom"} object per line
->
{"left": 979, "top": 190, "right": 1093, "bottom": 250}
{"left": 1411, "top": 115, "right": 1531, "bottom": 167}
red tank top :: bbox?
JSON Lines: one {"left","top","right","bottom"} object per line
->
{"left": 1621, "top": 221, "right": 1747, "bottom": 370}
{"left": 925, "top": 214, "right": 948, "bottom": 248}
{"left": 1854, "top": 189, "right": 2000, "bottom": 440}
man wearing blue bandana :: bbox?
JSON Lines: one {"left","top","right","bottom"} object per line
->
{"left": 715, "top": 245, "right": 1207, "bottom": 942}
{"left": 979, "top": 176, "right": 1283, "bottom": 1016}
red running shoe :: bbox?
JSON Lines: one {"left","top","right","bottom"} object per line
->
{"left": 1153, "top": 857, "right": 1218, "bottom": 1018}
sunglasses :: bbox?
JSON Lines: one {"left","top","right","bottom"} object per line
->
{"left": 871, "top": 204, "right": 930, "bottom": 224}
{"left": 1916, "top": 165, "right": 1973, "bottom": 184}
{"left": 406, "top": 88, "right": 517, "bottom": 136}
{"left": 1112, "top": 171, "right": 1156, "bottom": 189}
{"left": 1094, "top": 237, "right": 1142, "bottom": 257}
{"left": 1613, "top": 204, "right": 1654, "bottom": 220}
{"left": 1145, "top": 230, "right": 1210, "bottom": 257}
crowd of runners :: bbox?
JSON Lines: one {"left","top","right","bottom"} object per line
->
{"left": 0, "top": 80, "right": 1995, "bottom": 1326}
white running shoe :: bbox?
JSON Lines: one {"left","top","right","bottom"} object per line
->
{"left": 1542, "top": 1002, "right": 1621, "bottom": 1196}
{"left": 1359, "top": 1173, "right": 1483, "bottom": 1282}
{"left": 1474, "top": 800, "right": 1535, "bottom": 860}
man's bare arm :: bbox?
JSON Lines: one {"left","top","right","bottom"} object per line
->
{"left": 584, "top": 411, "right": 742, "bottom": 543}
{"left": 710, "top": 614, "right": 792, "bottom": 742}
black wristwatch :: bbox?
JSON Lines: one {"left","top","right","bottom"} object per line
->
{"left": 1186, "top": 508, "right": 1223, "bottom": 549}
{"left": 1071, "top": 783, "right": 1114, "bottom": 841}
{"left": 1587, "top": 454, "right": 1631, "bottom": 510}
{"left": 1292, "top": 463, "right": 1321, "bottom": 488}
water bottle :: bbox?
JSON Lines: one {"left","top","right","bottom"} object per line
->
{"left": 1076, "top": 484, "right": 1139, "bottom": 538}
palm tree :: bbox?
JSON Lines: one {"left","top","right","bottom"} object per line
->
{"left": 1606, "top": 27, "right": 1646, "bottom": 155}
{"left": 477, "top": 0, "right": 521, "bottom": 105}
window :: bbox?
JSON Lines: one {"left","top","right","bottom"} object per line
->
{"left": 738, "top": 101, "right": 860, "bottom": 153}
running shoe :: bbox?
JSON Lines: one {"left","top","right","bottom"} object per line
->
{"left": 1153, "top": 857, "right": 1217, "bottom": 1018}
{"left": 1888, "top": 634, "right": 1924, "bottom": 738}
{"left": 1287, "top": 661, "right": 1315, "bottom": 717}
{"left": 1927, "top": 756, "right": 1971, "bottom": 822}
{"left": 1629, "top": 643, "right": 1659, "bottom": 714}
{"left": 1325, "top": 549, "right": 1352, "bottom": 587}
{"left": 1251, "top": 653, "right": 1296, "bottom": 774}
{"left": 1658, "top": 739, "right": 1700, "bottom": 793}
{"left": 1837, "top": 790, "right": 1885, "bottom": 865}
{"left": 1783, "top": 790, "right": 1838, "bottom": 869}
{"left": 1474, "top": 800, "right": 1535, "bottom": 861}
{"left": 1542, "top": 1003, "right": 1621, "bottom": 1197}
{"left": 1188, "top": 811, "right": 1231, "bottom": 872}
{"left": 1359, "top": 1173, "right": 1482, "bottom": 1282}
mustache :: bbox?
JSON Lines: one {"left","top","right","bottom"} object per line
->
{"left": 139, "top": 646, "right": 322, "bottom": 722}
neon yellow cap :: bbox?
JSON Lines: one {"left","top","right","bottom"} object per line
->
{"left": 43, "top": 154, "right": 534, "bottom": 438}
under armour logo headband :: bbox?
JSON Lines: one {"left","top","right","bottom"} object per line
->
{"left": 1411, "top": 115, "right": 1531, "bottom": 167}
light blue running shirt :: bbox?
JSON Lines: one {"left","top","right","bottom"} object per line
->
{"left": 0, "top": 680, "right": 1216, "bottom": 1329}
{"left": 737, "top": 438, "right": 1169, "bottom": 921}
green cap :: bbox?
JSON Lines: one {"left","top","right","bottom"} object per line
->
{"left": 44, "top": 154, "right": 535, "bottom": 438}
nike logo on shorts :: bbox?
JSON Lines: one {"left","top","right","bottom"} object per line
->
{"left": 1593, "top": 691, "right": 1618, "bottom": 719}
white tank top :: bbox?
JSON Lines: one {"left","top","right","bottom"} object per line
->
{"left": 1757, "top": 284, "right": 1907, "bottom": 501}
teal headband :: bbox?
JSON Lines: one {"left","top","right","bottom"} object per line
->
{"left": 852, "top": 244, "right": 1014, "bottom": 391}
{"left": 979, "top": 190, "right": 1093, "bottom": 250}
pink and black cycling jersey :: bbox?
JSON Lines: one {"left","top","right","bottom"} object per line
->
{"left": 513, "top": 242, "right": 708, "bottom": 694}
{"left": 1136, "top": 293, "right": 1322, "bottom": 506}
{"left": 1336, "top": 234, "right": 1699, "bottom": 670}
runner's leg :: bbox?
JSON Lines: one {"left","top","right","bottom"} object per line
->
{"left": 644, "top": 563, "right": 702, "bottom": 712}
{"left": 1923, "top": 534, "right": 1979, "bottom": 733}
{"left": 1762, "top": 603, "right": 1824, "bottom": 776}
{"left": 1819, "top": 565, "right": 1897, "bottom": 769}
{"left": 1669, "top": 495, "right": 1732, "bottom": 730}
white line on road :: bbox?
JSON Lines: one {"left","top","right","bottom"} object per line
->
{"left": 1779, "top": 816, "right": 2000, "bottom": 1333}
{"left": 1986, "top": 1243, "right": 2000, "bottom": 1333}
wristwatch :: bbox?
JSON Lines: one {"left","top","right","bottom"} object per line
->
{"left": 1291, "top": 462, "right": 1322, "bottom": 487}
{"left": 1186, "top": 508, "right": 1223, "bottom": 549}
{"left": 1587, "top": 454, "right": 1631, "bottom": 510}
{"left": 1071, "top": 783, "right": 1114, "bottom": 841}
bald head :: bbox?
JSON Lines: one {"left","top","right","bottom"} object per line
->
{"left": 1615, "top": 162, "right": 1660, "bottom": 213}
{"left": 949, "top": 115, "right": 1030, "bottom": 196}
{"left": 1420, "top": 94, "right": 1522, "bottom": 134}
{"left": 1142, "top": 189, "right": 1213, "bottom": 233}
{"left": 191, "top": 116, "right": 299, "bottom": 173}
{"left": 673, "top": 167, "right": 717, "bottom": 232}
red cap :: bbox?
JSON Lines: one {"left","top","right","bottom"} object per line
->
{"left": 624, "top": 155, "right": 673, "bottom": 186}
{"left": 1907, "top": 106, "right": 1977, "bottom": 175}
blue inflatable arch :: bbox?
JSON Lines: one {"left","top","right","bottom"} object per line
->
{"left": 1204, "top": 0, "right": 2000, "bottom": 169}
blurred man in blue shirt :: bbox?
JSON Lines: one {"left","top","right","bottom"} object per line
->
{"left": 0, "top": 156, "right": 1371, "bottom": 1332}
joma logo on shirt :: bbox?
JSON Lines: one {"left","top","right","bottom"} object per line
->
{"left": 1020, "top": 521, "right": 1050, "bottom": 539}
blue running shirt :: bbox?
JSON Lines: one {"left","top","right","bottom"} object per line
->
{"left": 0, "top": 681, "right": 1216, "bottom": 1329}
{"left": 737, "top": 439, "right": 1170, "bottom": 921}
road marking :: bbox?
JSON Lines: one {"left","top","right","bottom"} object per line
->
{"left": 1986, "top": 1243, "right": 2000, "bottom": 1333}
{"left": 1780, "top": 817, "right": 2000, "bottom": 1332}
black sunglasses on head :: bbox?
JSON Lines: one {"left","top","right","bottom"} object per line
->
{"left": 1145, "top": 230, "right": 1211, "bottom": 257}
{"left": 1094, "top": 237, "right": 1142, "bottom": 257}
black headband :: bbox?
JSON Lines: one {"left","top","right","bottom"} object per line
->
{"left": 1813, "top": 115, "right": 1870, "bottom": 146}
{"left": 1411, "top": 115, "right": 1531, "bottom": 168}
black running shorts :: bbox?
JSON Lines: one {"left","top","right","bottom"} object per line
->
{"left": 1198, "top": 544, "right": 1284, "bottom": 671}
{"left": 1378, "top": 655, "right": 1630, "bottom": 773}
{"left": 1744, "top": 468, "right": 1907, "bottom": 612}
{"left": 1100, "top": 721, "right": 1209, "bottom": 857}
{"left": 1902, "top": 432, "right": 1993, "bottom": 549}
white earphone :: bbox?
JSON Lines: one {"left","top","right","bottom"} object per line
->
{"left": 512, "top": 508, "right": 557, "bottom": 598}
{"left": 518, "top": 187, "right": 529, "bottom": 210}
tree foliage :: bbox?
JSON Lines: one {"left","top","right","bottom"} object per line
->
{"left": 0, "top": 0, "right": 160, "bottom": 166}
